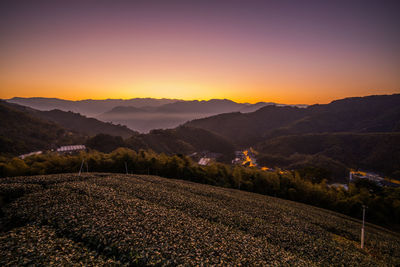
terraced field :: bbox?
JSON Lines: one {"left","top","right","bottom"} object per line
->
{"left": 0, "top": 173, "right": 399, "bottom": 266}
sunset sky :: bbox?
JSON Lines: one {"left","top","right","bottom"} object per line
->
{"left": 0, "top": 0, "right": 399, "bottom": 104}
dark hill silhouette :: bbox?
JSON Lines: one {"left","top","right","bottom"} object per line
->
{"left": 85, "top": 127, "right": 235, "bottom": 161}
{"left": 4, "top": 102, "right": 136, "bottom": 138}
{"left": 185, "top": 106, "right": 308, "bottom": 146}
{"left": 104, "top": 106, "right": 146, "bottom": 114}
{"left": 185, "top": 94, "right": 400, "bottom": 145}
{"left": 238, "top": 102, "right": 274, "bottom": 113}
{"left": 1, "top": 101, "right": 234, "bottom": 158}
{"left": 36, "top": 110, "right": 136, "bottom": 138}
{"left": 156, "top": 99, "right": 244, "bottom": 114}
{"left": 6, "top": 97, "right": 178, "bottom": 117}
{"left": 124, "top": 126, "right": 234, "bottom": 159}
{"left": 0, "top": 101, "right": 83, "bottom": 155}
{"left": 269, "top": 94, "right": 400, "bottom": 137}
{"left": 256, "top": 132, "right": 400, "bottom": 179}
{"left": 183, "top": 94, "right": 400, "bottom": 178}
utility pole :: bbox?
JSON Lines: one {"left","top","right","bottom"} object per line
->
{"left": 361, "top": 205, "right": 367, "bottom": 249}
{"left": 78, "top": 159, "right": 84, "bottom": 176}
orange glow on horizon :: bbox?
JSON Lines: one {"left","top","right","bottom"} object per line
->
{"left": 1, "top": 1, "right": 399, "bottom": 104}
{"left": 1, "top": 81, "right": 398, "bottom": 105}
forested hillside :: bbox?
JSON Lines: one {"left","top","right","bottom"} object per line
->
{"left": 2, "top": 95, "right": 400, "bottom": 180}
{"left": 184, "top": 94, "right": 400, "bottom": 178}
{"left": 0, "top": 101, "right": 83, "bottom": 155}
{"left": 5, "top": 101, "right": 136, "bottom": 138}
{"left": 185, "top": 94, "right": 400, "bottom": 144}
{"left": 256, "top": 133, "right": 400, "bottom": 180}
{"left": 87, "top": 127, "right": 235, "bottom": 160}
{"left": 0, "top": 101, "right": 136, "bottom": 156}
{"left": 185, "top": 106, "right": 307, "bottom": 146}
{"left": 36, "top": 109, "right": 136, "bottom": 138}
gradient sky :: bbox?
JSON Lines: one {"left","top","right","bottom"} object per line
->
{"left": 0, "top": 0, "right": 399, "bottom": 104}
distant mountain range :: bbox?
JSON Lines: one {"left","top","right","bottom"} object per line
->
{"left": 6, "top": 97, "right": 307, "bottom": 132}
{"left": 2, "top": 94, "right": 399, "bottom": 180}
{"left": 6, "top": 97, "right": 178, "bottom": 117}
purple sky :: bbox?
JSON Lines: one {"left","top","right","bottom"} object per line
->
{"left": 1, "top": 0, "right": 399, "bottom": 103}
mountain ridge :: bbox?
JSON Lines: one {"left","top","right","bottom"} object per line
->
{"left": 6, "top": 97, "right": 179, "bottom": 117}
{"left": 6, "top": 97, "right": 308, "bottom": 133}
{"left": 185, "top": 94, "right": 400, "bottom": 144}
{"left": 0, "top": 101, "right": 83, "bottom": 155}
{"left": 0, "top": 101, "right": 138, "bottom": 155}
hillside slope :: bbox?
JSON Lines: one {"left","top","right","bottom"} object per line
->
{"left": 256, "top": 132, "right": 400, "bottom": 178}
{"left": 3, "top": 101, "right": 136, "bottom": 138}
{"left": 0, "top": 101, "right": 83, "bottom": 155}
{"left": 84, "top": 126, "right": 235, "bottom": 157}
{"left": 1, "top": 173, "right": 399, "bottom": 265}
{"left": 269, "top": 94, "right": 400, "bottom": 137}
{"left": 185, "top": 106, "right": 307, "bottom": 145}
{"left": 125, "top": 126, "right": 235, "bottom": 158}
{"left": 185, "top": 94, "right": 400, "bottom": 145}
{"left": 36, "top": 109, "right": 136, "bottom": 138}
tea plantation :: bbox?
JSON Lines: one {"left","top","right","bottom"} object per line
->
{"left": 0, "top": 173, "right": 399, "bottom": 266}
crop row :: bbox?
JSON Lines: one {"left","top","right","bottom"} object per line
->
{"left": 89, "top": 174, "right": 400, "bottom": 265}
{"left": 0, "top": 225, "right": 121, "bottom": 266}
{"left": 1, "top": 173, "right": 399, "bottom": 266}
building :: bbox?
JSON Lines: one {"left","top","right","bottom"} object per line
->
{"left": 57, "top": 145, "right": 86, "bottom": 154}
{"left": 350, "top": 170, "right": 384, "bottom": 186}
{"left": 198, "top": 157, "right": 212, "bottom": 166}
{"left": 19, "top": 151, "right": 42, "bottom": 159}
{"left": 190, "top": 151, "right": 222, "bottom": 166}
{"left": 349, "top": 170, "right": 400, "bottom": 187}
{"left": 329, "top": 183, "right": 349, "bottom": 191}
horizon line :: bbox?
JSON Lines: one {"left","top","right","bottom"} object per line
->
{"left": 3, "top": 92, "right": 399, "bottom": 106}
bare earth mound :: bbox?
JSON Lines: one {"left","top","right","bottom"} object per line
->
{"left": 0, "top": 173, "right": 399, "bottom": 266}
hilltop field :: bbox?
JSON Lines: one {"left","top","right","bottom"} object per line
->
{"left": 0, "top": 173, "right": 399, "bottom": 266}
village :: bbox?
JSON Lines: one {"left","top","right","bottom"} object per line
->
{"left": 19, "top": 145, "right": 400, "bottom": 188}
{"left": 194, "top": 148, "right": 400, "bottom": 189}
